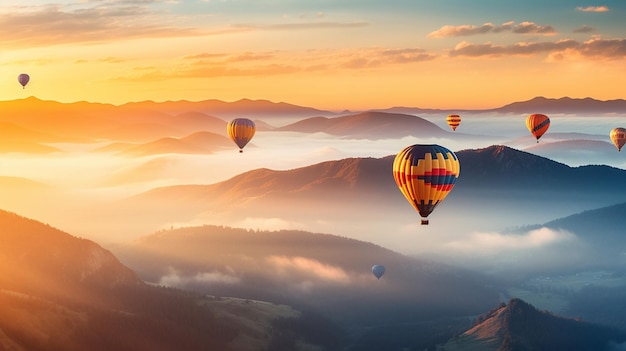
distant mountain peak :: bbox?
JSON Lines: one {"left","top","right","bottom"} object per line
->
{"left": 451, "top": 298, "right": 626, "bottom": 351}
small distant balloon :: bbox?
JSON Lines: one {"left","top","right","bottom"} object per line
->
{"left": 526, "top": 113, "right": 550, "bottom": 143}
{"left": 18, "top": 73, "right": 30, "bottom": 89}
{"left": 446, "top": 114, "right": 461, "bottom": 131}
{"left": 226, "top": 118, "right": 256, "bottom": 153}
{"left": 372, "top": 264, "right": 385, "bottom": 280}
{"left": 610, "top": 127, "right": 626, "bottom": 152}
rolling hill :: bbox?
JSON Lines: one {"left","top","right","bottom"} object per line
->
{"left": 276, "top": 111, "right": 450, "bottom": 138}
{"left": 0, "top": 209, "right": 342, "bottom": 351}
{"left": 113, "top": 225, "right": 499, "bottom": 323}
{"left": 94, "top": 131, "right": 233, "bottom": 156}
{"left": 442, "top": 298, "right": 626, "bottom": 351}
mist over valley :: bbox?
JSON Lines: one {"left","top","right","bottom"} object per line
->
{"left": 1, "top": 96, "right": 626, "bottom": 350}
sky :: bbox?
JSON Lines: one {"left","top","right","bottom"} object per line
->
{"left": 1, "top": 0, "right": 625, "bottom": 111}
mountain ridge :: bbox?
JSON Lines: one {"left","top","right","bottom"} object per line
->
{"left": 443, "top": 298, "right": 626, "bottom": 351}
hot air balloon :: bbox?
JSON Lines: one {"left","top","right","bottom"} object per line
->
{"left": 18, "top": 73, "right": 30, "bottom": 89}
{"left": 610, "top": 127, "right": 626, "bottom": 152}
{"left": 392, "top": 144, "right": 460, "bottom": 225}
{"left": 526, "top": 113, "right": 550, "bottom": 143}
{"left": 371, "top": 264, "right": 385, "bottom": 280}
{"left": 226, "top": 118, "right": 256, "bottom": 153}
{"left": 446, "top": 114, "right": 461, "bottom": 131}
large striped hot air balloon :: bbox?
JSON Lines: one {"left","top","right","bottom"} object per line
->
{"left": 446, "top": 114, "right": 461, "bottom": 131}
{"left": 226, "top": 118, "right": 256, "bottom": 153}
{"left": 392, "top": 144, "right": 460, "bottom": 225}
{"left": 526, "top": 113, "right": 550, "bottom": 143}
{"left": 610, "top": 127, "right": 626, "bottom": 152}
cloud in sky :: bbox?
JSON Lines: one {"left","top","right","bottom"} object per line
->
{"left": 111, "top": 46, "right": 437, "bottom": 82}
{"left": 428, "top": 21, "right": 556, "bottom": 38}
{"left": 233, "top": 21, "right": 369, "bottom": 31}
{"left": 449, "top": 38, "right": 626, "bottom": 59}
{"left": 574, "top": 24, "right": 595, "bottom": 33}
{"left": 576, "top": 6, "right": 610, "bottom": 12}
{"left": 0, "top": 3, "right": 202, "bottom": 47}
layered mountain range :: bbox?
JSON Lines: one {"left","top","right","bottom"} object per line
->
{"left": 0, "top": 210, "right": 341, "bottom": 351}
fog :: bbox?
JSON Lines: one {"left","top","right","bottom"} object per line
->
{"left": 0, "top": 113, "right": 624, "bottom": 269}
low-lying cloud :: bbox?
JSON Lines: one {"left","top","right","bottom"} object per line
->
{"left": 158, "top": 267, "right": 241, "bottom": 287}
{"left": 445, "top": 227, "right": 576, "bottom": 253}
{"left": 439, "top": 227, "right": 588, "bottom": 275}
{"left": 266, "top": 255, "right": 351, "bottom": 286}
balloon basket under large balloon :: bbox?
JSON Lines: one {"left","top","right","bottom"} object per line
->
{"left": 421, "top": 219, "right": 429, "bottom": 225}
{"left": 239, "top": 149, "right": 243, "bottom": 153}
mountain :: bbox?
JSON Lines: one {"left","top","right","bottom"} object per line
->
{"left": 442, "top": 298, "right": 626, "bottom": 351}
{"left": 378, "top": 96, "right": 626, "bottom": 115}
{"left": 492, "top": 96, "right": 626, "bottom": 115}
{"left": 0, "top": 97, "right": 231, "bottom": 143}
{"left": 122, "top": 145, "right": 626, "bottom": 234}
{"left": 113, "top": 225, "right": 499, "bottom": 322}
{"left": 534, "top": 202, "right": 626, "bottom": 264}
{"left": 276, "top": 111, "right": 450, "bottom": 138}
{"left": 95, "top": 131, "right": 233, "bottom": 156}
{"left": 0, "top": 209, "right": 342, "bottom": 351}
{"left": 0, "top": 210, "right": 141, "bottom": 305}
{"left": 120, "top": 98, "right": 337, "bottom": 118}
{"left": 113, "top": 224, "right": 499, "bottom": 350}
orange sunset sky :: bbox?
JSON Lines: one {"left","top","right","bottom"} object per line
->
{"left": 1, "top": 1, "right": 625, "bottom": 111}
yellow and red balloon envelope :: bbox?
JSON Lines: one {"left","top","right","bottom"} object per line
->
{"left": 392, "top": 144, "right": 460, "bottom": 225}
{"left": 446, "top": 114, "right": 461, "bottom": 131}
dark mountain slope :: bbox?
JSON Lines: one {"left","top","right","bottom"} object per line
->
{"left": 443, "top": 298, "right": 626, "bottom": 351}
{"left": 455, "top": 144, "right": 626, "bottom": 190}
{"left": 0, "top": 210, "right": 141, "bottom": 305}
{"left": 0, "top": 210, "right": 340, "bottom": 351}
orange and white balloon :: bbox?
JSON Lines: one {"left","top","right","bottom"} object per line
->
{"left": 526, "top": 113, "right": 550, "bottom": 143}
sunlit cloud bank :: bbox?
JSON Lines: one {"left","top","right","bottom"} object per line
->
{"left": 429, "top": 21, "right": 556, "bottom": 38}
{"left": 576, "top": 6, "right": 610, "bottom": 12}
{"left": 449, "top": 38, "right": 626, "bottom": 60}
